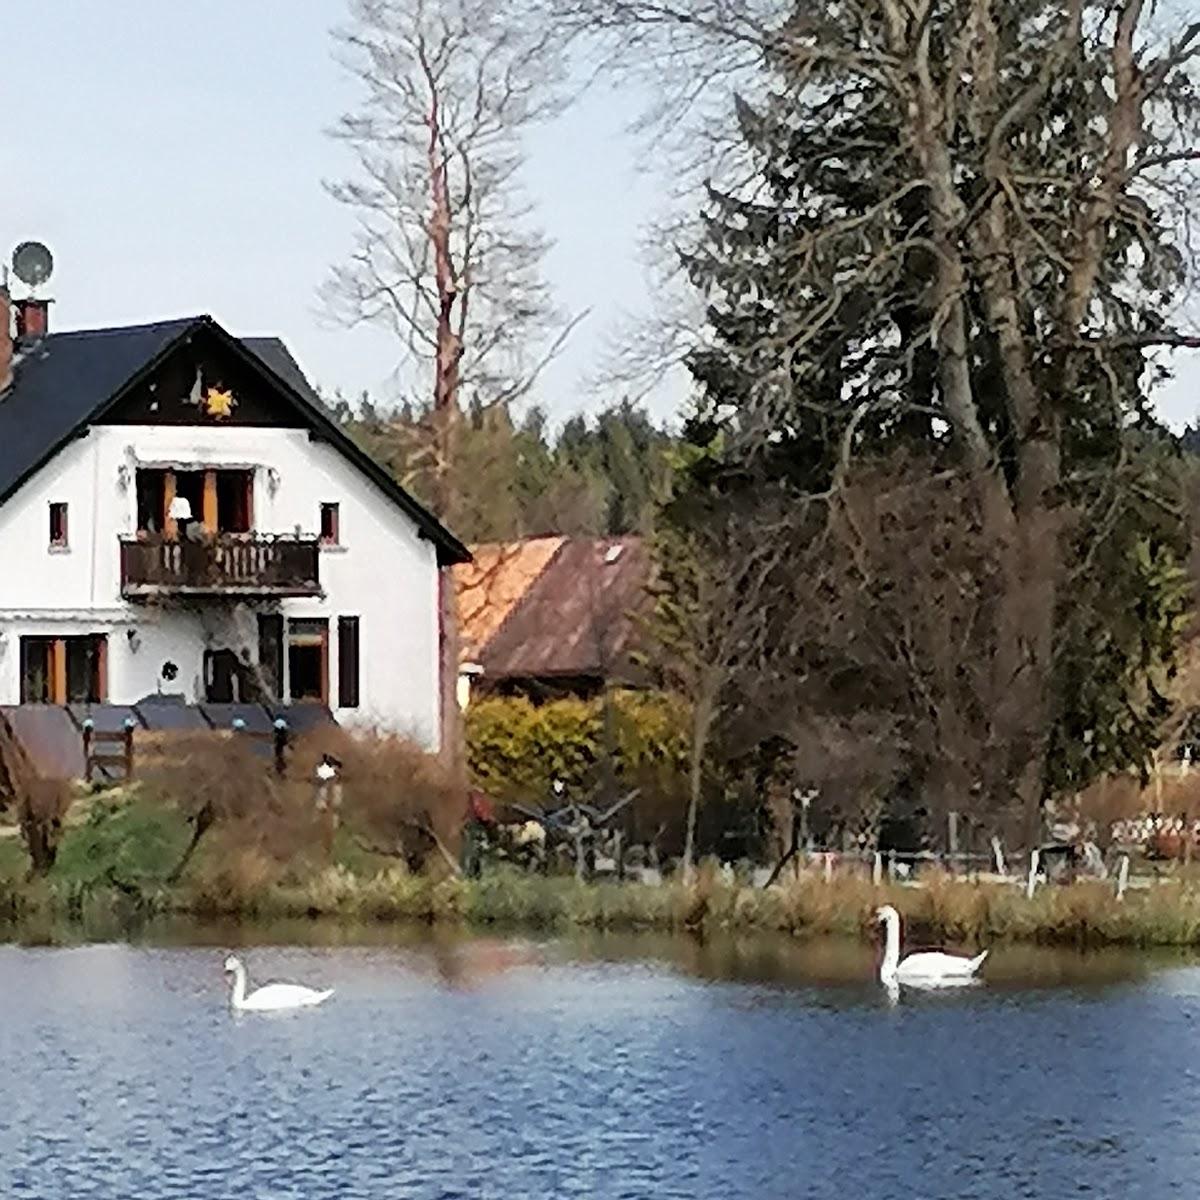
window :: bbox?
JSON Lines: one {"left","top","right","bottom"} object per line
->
{"left": 320, "top": 503, "right": 340, "bottom": 545}
{"left": 287, "top": 618, "right": 329, "bottom": 704}
{"left": 20, "top": 635, "right": 107, "bottom": 704}
{"left": 136, "top": 468, "right": 254, "bottom": 537}
{"left": 49, "top": 503, "right": 68, "bottom": 548}
{"left": 215, "top": 469, "right": 254, "bottom": 534}
{"left": 136, "top": 469, "right": 167, "bottom": 534}
{"left": 173, "top": 470, "right": 207, "bottom": 533}
{"left": 338, "top": 616, "right": 360, "bottom": 709}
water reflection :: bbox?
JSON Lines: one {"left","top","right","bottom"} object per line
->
{"left": 1, "top": 924, "right": 1199, "bottom": 1198}
{"left": 2, "top": 912, "right": 1177, "bottom": 993}
{"left": 555, "top": 927, "right": 1167, "bottom": 995}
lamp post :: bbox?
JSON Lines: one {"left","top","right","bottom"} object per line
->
{"left": 315, "top": 754, "right": 342, "bottom": 860}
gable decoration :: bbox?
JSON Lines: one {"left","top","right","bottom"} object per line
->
{"left": 186, "top": 366, "right": 237, "bottom": 420}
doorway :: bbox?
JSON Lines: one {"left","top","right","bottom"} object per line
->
{"left": 287, "top": 619, "right": 329, "bottom": 704}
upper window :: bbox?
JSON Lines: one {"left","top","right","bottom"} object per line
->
{"left": 49, "top": 502, "right": 69, "bottom": 549}
{"left": 135, "top": 468, "right": 254, "bottom": 537}
{"left": 320, "top": 503, "right": 340, "bottom": 545}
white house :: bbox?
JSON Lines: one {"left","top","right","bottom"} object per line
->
{"left": 0, "top": 293, "right": 468, "bottom": 747}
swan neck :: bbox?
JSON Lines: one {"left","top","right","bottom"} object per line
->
{"left": 230, "top": 964, "right": 247, "bottom": 1008}
{"left": 881, "top": 912, "right": 901, "bottom": 979}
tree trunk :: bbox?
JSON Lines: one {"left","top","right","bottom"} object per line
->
{"left": 168, "top": 801, "right": 215, "bottom": 885}
{"left": 439, "top": 570, "right": 466, "bottom": 786}
{"left": 683, "top": 703, "right": 714, "bottom": 877}
{"left": 19, "top": 813, "right": 58, "bottom": 877}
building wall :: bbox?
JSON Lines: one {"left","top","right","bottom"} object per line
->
{"left": 0, "top": 424, "right": 441, "bottom": 745}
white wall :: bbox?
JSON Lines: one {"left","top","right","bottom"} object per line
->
{"left": 0, "top": 424, "right": 442, "bottom": 746}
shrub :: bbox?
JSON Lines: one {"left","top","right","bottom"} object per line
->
{"left": 134, "top": 725, "right": 461, "bottom": 884}
{"left": 467, "top": 691, "right": 690, "bottom": 845}
{"left": 289, "top": 727, "right": 464, "bottom": 874}
{"left": 52, "top": 795, "right": 191, "bottom": 887}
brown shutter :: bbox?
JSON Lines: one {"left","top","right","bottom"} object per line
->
{"left": 338, "top": 616, "right": 360, "bottom": 709}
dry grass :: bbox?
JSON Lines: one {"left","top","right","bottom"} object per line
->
{"left": 7, "top": 861, "right": 1200, "bottom": 947}
{"left": 193, "top": 865, "right": 1200, "bottom": 947}
{"left": 289, "top": 727, "right": 463, "bottom": 872}
{"left": 8, "top": 719, "right": 1200, "bottom": 949}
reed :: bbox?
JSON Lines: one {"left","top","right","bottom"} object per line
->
{"left": 9, "top": 814, "right": 1200, "bottom": 947}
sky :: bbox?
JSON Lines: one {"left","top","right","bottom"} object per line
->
{"left": 1, "top": 1, "right": 1196, "bottom": 430}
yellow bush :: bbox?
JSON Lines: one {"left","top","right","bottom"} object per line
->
{"left": 466, "top": 690, "right": 689, "bottom": 814}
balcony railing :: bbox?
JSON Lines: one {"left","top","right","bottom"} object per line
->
{"left": 121, "top": 535, "right": 322, "bottom": 598}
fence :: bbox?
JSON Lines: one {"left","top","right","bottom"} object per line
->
{"left": 82, "top": 717, "right": 292, "bottom": 783}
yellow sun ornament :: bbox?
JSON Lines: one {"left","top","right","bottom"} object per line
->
{"left": 204, "top": 386, "right": 237, "bottom": 419}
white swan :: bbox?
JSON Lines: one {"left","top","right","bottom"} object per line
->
{"left": 876, "top": 905, "right": 987, "bottom": 988}
{"left": 224, "top": 955, "right": 334, "bottom": 1012}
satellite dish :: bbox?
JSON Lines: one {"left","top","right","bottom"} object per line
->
{"left": 11, "top": 242, "right": 54, "bottom": 289}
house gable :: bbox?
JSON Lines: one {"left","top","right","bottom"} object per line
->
{"left": 98, "top": 322, "right": 306, "bottom": 429}
{"left": 0, "top": 314, "right": 469, "bottom": 565}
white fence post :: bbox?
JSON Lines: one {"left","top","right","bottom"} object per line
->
{"left": 1026, "top": 848, "right": 1040, "bottom": 899}
{"left": 1116, "top": 854, "right": 1130, "bottom": 902}
{"left": 992, "top": 836, "right": 1006, "bottom": 877}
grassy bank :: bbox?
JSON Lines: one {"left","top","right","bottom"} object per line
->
{"left": 3, "top": 801, "right": 1200, "bottom": 947}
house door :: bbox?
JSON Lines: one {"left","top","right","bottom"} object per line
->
{"left": 204, "top": 649, "right": 240, "bottom": 703}
{"left": 287, "top": 619, "right": 329, "bottom": 704}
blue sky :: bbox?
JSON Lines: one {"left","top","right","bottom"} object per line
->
{"left": 2, "top": 1, "right": 1195, "bottom": 430}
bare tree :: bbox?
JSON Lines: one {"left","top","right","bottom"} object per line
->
{"left": 0, "top": 717, "right": 73, "bottom": 877}
{"left": 326, "top": 0, "right": 578, "bottom": 771}
{"left": 646, "top": 505, "right": 787, "bottom": 874}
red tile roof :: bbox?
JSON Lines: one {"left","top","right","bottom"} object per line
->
{"left": 452, "top": 537, "right": 565, "bottom": 662}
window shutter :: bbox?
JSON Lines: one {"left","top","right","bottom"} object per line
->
{"left": 338, "top": 616, "right": 360, "bottom": 709}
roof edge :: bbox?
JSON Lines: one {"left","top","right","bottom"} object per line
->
{"left": 202, "top": 319, "right": 470, "bottom": 565}
{"left": 0, "top": 314, "right": 471, "bottom": 567}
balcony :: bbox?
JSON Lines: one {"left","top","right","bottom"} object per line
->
{"left": 121, "top": 535, "right": 322, "bottom": 599}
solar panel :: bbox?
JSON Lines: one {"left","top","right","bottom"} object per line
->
{"left": 1, "top": 705, "right": 86, "bottom": 780}
{"left": 135, "top": 696, "right": 211, "bottom": 732}
{"left": 199, "top": 703, "right": 274, "bottom": 734}
{"left": 69, "top": 704, "right": 142, "bottom": 734}
{"left": 274, "top": 704, "right": 335, "bottom": 734}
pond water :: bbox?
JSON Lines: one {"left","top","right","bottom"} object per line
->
{"left": 1, "top": 923, "right": 1198, "bottom": 1199}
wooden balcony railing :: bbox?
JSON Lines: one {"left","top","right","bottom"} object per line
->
{"left": 121, "top": 535, "right": 322, "bottom": 598}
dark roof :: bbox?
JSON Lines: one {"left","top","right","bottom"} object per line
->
{"left": 478, "top": 536, "right": 649, "bottom": 682}
{"left": 0, "top": 315, "right": 469, "bottom": 565}
{"left": 0, "top": 318, "right": 193, "bottom": 506}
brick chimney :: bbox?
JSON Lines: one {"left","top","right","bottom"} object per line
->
{"left": 0, "top": 284, "right": 12, "bottom": 394}
{"left": 14, "top": 296, "right": 50, "bottom": 342}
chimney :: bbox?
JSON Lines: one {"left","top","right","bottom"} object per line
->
{"left": 0, "top": 284, "right": 11, "bottom": 394}
{"left": 14, "top": 297, "right": 50, "bottom": 342}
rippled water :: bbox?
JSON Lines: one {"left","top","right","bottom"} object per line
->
{"left": 1, "top": 926, "right": 1198, "bottom": 1198}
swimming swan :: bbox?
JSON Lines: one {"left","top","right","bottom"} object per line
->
{"left": 876, "top": 905, "right": 987, "bottom": 987}
{"left": 224, "top": 955, "right": 334, "bottom": 1012}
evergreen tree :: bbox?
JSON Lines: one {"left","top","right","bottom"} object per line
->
{"left": 649, "top": 0, "right": 1200, "bottom": 837}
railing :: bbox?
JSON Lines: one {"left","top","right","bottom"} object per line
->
{"left": 82, "top": 715, "right": 292, "bottom": 782}
{"left": 121, "top": 535, "right": 321, "bottom": 598}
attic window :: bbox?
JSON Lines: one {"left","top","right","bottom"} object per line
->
{"left": 320, "top": 503, "right": 340, "bottom": 545}
{"left": 49, "top": 503, "right": 69, "bottom": 549}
